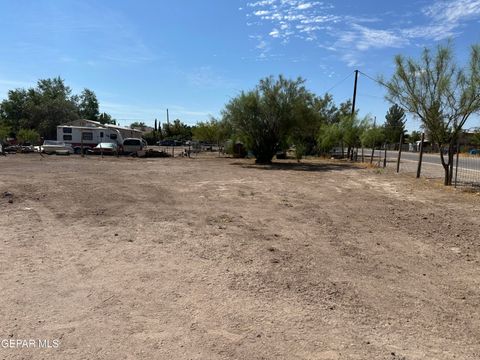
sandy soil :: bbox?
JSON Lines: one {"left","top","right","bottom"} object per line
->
{"left": 0, "top": 153, "right": 479, "bottom": 360}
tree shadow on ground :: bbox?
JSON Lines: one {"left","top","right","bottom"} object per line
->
{"left": 230, "top": 160, "right": 362, "bottom": 173}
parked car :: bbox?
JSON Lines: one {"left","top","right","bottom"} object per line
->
{"left": 469, "top": 149, "right": 479, "bottom": 155}
{"left": 88, "top": 142, "right": 118, "bottom": 155}
{"left": 41, "top": 140, "right": 74, "bottom": 155}
{"left": 122, "top": 138, "right": 144, "bottom": 154}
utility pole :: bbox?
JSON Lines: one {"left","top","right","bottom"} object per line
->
{"left": 351, "top": 70, "right": 359, "bottom": 119}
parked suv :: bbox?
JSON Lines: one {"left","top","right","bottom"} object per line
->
{"left": 122, "top": 138, "right": 144, "bottom": 154}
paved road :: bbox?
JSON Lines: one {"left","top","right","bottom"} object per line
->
{"left": 385, "top": 150, "right": 480, "bottom": 172}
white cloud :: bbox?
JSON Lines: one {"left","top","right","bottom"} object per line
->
{"left": 424, "top": 0, "right": 480, "bottom": 23}
{"left": 269, "top": 28, "right": 280, "bottom": 37}
{"left": 297, "top": 3, "right": 314, "bottom": 10}
{"left": 243, "top": 0, "right": 480, "bottom": 66}
{"left": 350, "top": 24, "right": 409, "bottom": 51}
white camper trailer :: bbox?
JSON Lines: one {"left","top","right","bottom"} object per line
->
{"left": 57, "top": 125, "right": 123, "bottom": 154}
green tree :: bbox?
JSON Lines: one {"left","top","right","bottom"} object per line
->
{"left": 382, "top": 43, "right": 480, "bottom": 185}
{"left": 470, "top": 128, "right": 480, "bottom": 147}
{"left": 339, "top": 115, "right": 367, "bottom": 158}
{"left": 222, "top": 75, "right": 318, "bottom": 163}
{"left": 0, "top": 122, "right": 11, "bottom": 143}
{"left": 142, "top": 131, "right": 157, "bottom": 145}
{"left": 130, "top": 121, "right": 147, "bottom": 131}
{"left": 162, "top": 119, "right": 192, "bottom": 141}
{"left": 384, "top": 104, "right": 406, "bottom": 145}
{"left": 408, "top": 130, "right": 422, "bottom": 144}
{"left": 287, "top": 93, "right": 333, "bottom": 158}
{"left": 0, "top": 77, "right": 79, "bottom": 139}
{"left": 0, "top": 77, "right": 116, "bottom": 139}
{"left": 316, "top": 114, "right": 367, "bottom": 158}
{"left": 77, "top": 88, "right": 99, "bottom": 120}
{"left": 360, "top": 123, "right": 385, "bottom": 149}
{"left": 32, "top": 78, "right": 80, "bottom": 139}
{"left": 17, "top": 128, "right": 40, "bottom": 145}
{"left": 317, "top": 123, "right": 341, "bottom": 154}
{"left": 0, "top": 88, "right": 30, "bottom": 132}
{"left": 193, "top": 118, "right": 220, "bottom": 144}
{"left": 98, "top": 112, "right": 116, "bottom": 125}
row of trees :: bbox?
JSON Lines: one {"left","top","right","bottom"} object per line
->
{"left": 190, "top": 76, "right": 410, "bottom": 163}
{"left": 0, "top": 77, "right": 115, "bottom": 141}
{"left": 193, "top": 42, "right": 480, "bottom": 186}
{"left": 133, "top": 119, "right": 194, "bottom": 145}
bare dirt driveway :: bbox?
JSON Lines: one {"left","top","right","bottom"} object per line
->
{"left": 0, "top": 154, "right": 479, "bottom": 360}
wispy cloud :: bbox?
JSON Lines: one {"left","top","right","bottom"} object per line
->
{"left": 244, "top": 0, "right": 480, "bottom": 66}
{"left": 423, "top": 0, "right": 480, "bottom": 23}
{"left": 184, "top": 66, "right": 238, "bottom": 89}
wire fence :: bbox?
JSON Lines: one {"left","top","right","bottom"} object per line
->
{"left": 352, "top": 141, "right": 480, "bottom": 189}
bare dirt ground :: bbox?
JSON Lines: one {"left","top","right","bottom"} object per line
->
{"left": 0, "top": 153, "right": 479, "bottom": 360}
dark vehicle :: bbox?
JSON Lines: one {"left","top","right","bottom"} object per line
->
{"left": 158, "top": 139, "right": 183, "bottom": 146}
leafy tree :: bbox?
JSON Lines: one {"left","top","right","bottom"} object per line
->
{"left": 0, "top": 88, "right": 31, "bottom": 132}
{"left": 360, "top": 123, "right": 385, "bottom": 149}
{"left": 315, "top": 98, "right": 356, "bottom": 126}
{"left": 384, "top": 104, "right": 406, "bottom": 145}
{"left": 317, "top": 123, "right": 341, "bottom": 154}
{"left": 222, "top": 75, "right": 318, "bottom": 163}
{"left": 382, "top": 43, "right": 480, "bottom": 185}
{"left": 162, "top": 119, "right": 192, "bottom": 141}
{"left": 471, "top": 128, "right": 480, "bottom": 147}
{"left": 142, "top": 131, "right": 157, "bottom": 145}
{"left": 130, "top": 121, "right": 147, "bottom": 131}
{"left": 408, "top": 130, "right": 422, "bottom": 144}
{"left": 287, "top": 93, "right": 333, "bottom": 157}
{"left": 293, "top": 142, "right": 306, "bottom": 162}
{"left": 77, "top": 88, "right": 99, "bottom": 120}
{"left": 0, "top": 122, "right": 11, "bottom": 143}
{"left": 0, "top": 77, "right": 79, "bottom": 139}
{"left": 31, "top": 78, "right": 80, "bottom": 139}
{"left": 193, "top": 118, "right": 220, "bottom": 144}
{"left": 0, "top": 77, "right": 116, "bottom": 139}
{"left": 98, "top": 112, "right": 116, "bottom": 125}
{"left": 17, "top": 128, "right": 40, "bottom": 145}
{"left": 340, "top": 115, "right": 367, "bottom": 158}
{"left": 316, "top": 114, "right": 367, "bottom": 158}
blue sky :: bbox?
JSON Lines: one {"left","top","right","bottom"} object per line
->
{"left": 1, "top": 0, "right": 480, "bottom": 131}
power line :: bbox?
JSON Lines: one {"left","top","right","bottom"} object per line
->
{"left": 323, "top": 71, "right": 354, "bottom": 94}
{"left": 358, "top": 70, "right": 396, "bottom": 94}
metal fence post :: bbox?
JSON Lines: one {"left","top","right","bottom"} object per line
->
{"left": 454, "top": 138, "right": 460, "bottom": 188}
{"left": 416, "top": 133, "right": 425, "bottom": 178}
{"left": 383, "top": 143, "right": 387, "bottom": 168}
{"left": 396, "top": 133, "right": 403, "bottom": 173}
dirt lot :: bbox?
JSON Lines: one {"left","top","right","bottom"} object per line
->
{"left": 0, "top": 153, "right": 479, "bottom": 360}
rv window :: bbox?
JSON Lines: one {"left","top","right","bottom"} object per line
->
{"left": 100, "top": 132, "right": 104, "bottom": 138}
{"left": 63, "top": 127, "right": 72, "bottom": 134}
{"left": 82, "top": 132, "right": 93, "bottom": 141}
{"left": 110, "top": 134, "right": 117, "bottom": 140}
{"left": 63, "top": 135, "right": 72, "bottom": 141}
